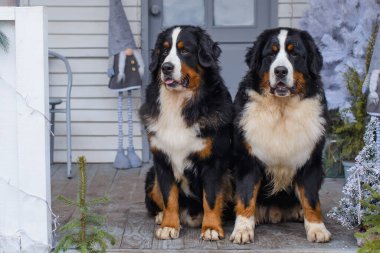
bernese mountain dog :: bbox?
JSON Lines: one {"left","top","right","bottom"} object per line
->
{"left": 230, "top": 28, "right": 332, "bottom": 244}
{"left": 140, "top": 26, "right": 234, "bottom": 241}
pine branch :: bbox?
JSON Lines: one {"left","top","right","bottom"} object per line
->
{"left": 88, "top": 197, "right": 110, "bottom": 207}
{"left": 365, "top": 19, "right": 379, "bottom": 73}
{"left": 355, "top": 184, "right": 380, "bottom": 252}
{"left": 57, "top": 195, "right": 79, "bottom": 208}
{"left": 59, "top": 219, "right": 82, "bottom": 233}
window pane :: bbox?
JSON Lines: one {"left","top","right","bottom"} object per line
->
{"left": 214, "top": 0, "right": 255, "bottom": 26}
{"left": 163, "top": 0, "right": 205, "bottom": 27}
{"left": 0, "top": 0, "right": 17, "bottom": 6}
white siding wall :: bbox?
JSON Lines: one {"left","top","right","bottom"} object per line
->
{"left": 17, "top": 0, "right": 308, "bottom": 163}
{"left": 23, "top": 0, "right": 143, "bottom": 163}
{"left": 278, "top": 0, "right": 309, "bottom": 28}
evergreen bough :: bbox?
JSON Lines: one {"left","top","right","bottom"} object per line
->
{"left": 355, "top": 184, "right": 380, "bottom": 253}
{"left": 54, "top": 156, "right": 115, "bottom": 253}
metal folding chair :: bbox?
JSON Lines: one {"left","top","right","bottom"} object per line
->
{"left": 49, "top": 50, "right": 73, "bottom": 178}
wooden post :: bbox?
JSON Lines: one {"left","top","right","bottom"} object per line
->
{"left": 0, "top": 6, "right": 50, "bottom": 251}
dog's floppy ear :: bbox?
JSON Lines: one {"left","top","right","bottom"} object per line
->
{"left": 149, "top": 49, "right": 159, "bottom": 72}
{"left": 198, "top": 32, "right": 221, "bottom": 68}
{"left": 301, "top": 31, "right": 323, "bottom": 77}
{"left": 245, "top": 36, "right": 266, "bottom": 73}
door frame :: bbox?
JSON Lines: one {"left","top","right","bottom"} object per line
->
{"left": 140, "top": 0, "right": 278, "bottom": 162}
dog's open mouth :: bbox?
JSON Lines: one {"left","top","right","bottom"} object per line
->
{"left": 163, "top": 75, "right": 189, "bottom": 88}
{"left": 270, "top": 81, "right": 295, "bottom": 96}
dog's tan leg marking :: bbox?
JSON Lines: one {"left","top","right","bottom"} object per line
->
{"left": 297, "top": 186, "right": 331, "bottom": 243}
{"left": 155, "top": 185, "right": 180, "bottom": 240}
{"left": 150, "top": 178, "right": 165, "bottom": 210}
{"left": 268, "top": 206, "right": 283, "bottom": 224}
{"left": 180, "top": 210, "right": 202, "bottom": 227}
{"left": 230, "top": 181, "right": 261, "bottom": 244}
{"left": 201, "top": 191, "right": 224, "bottom": 241}
{"left": 149, "top": 178, "right": 165, "bottom": 225}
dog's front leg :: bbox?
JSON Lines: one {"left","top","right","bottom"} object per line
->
{"left": 295, "top": 163, "right": 331, "bottom": 243}
{"left": 153, "top": 152, "right": 180, "bottom": 240}
{"left": 200, "top": 160, "right": 225, "bottom": 241}
{"left": 230, "top": 153, "right": 263, "bottom": 244}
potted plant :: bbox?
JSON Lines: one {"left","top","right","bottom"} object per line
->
{"left": 323, "top": 108, "right": 345, "bottom": 177}
{"left": 328, "top": 117, "right": 380, "bottom": 246}
{"left": 333, "top": 22, "right": 378, "bottom": 179}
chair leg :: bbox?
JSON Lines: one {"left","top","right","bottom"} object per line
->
{"left": 50, "top": 105, "right": 56, "bottom": 165}
{"left": 66, "top": 108, "right": 72, "bottom": 178}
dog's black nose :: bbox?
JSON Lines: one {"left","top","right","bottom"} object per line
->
{"left": 274, "top": 66, "right": 288, "bottom": 78}
{"left": 162, "top": 62, "right": 174, "bottom": 75}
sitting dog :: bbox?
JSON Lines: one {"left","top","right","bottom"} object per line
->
{"left": 140, "top": 26, "right": 233, "bottom": 241}
{"left": 230, "top": 28, "right": 331, "bottom": 244}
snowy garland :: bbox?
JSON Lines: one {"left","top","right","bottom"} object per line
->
{"left": 328, "top": 116, "right": 380, "bottom": 228}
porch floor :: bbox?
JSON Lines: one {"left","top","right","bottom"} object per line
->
{"left": 51, "top": 163, "right": 357, "bottom": 253}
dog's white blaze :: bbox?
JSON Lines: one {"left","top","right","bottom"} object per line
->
{"left": 161, "top": 27, "right": 182, "bottom": 81}
{"left": 240, "top": 91, "right": 325, "bottom": 193}
{"left": 270, "top": 29, "right": 294, "bottom": 87}
{"left": 148, "top": 86, "right": 205, "bottom": 181}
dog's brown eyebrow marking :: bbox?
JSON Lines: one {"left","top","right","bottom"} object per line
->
{"left": 163, "top": 41, "right": 170, "bottom": 48}
{"left": 177, "top": 41, "right": 184, "bottom": 49}
{"left": 272, "top": 44, "right": 278, "bottom": 52}
{"left": 287, "top": 43, "right": 294, "bottom": 51}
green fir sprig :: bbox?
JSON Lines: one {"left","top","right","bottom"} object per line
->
{"left": 355, "top": 184, "right": 380, "bottom": 253}
{"left": 54, "top": 156, "right": 115, "bottom": 253}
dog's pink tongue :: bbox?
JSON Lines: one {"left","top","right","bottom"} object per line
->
{"left": 165, "top": 79, "right": 174, "bottom": 85}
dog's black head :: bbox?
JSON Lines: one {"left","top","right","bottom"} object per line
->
{"left": 245, "top": 27, "right": 323, "bottom": 97}
{"left": 149, "top": 25, "right": 221, "bottom": 92}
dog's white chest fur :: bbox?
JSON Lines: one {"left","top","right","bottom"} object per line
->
{"left": 240, "top": 91, "right": 325, "bottom": 192}
{"left": 149, "top": 87, "right": 205, "bottom": 181}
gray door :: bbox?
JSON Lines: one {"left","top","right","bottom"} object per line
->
{"left": 145, "top": 0, "right": 278, "bottom": 97}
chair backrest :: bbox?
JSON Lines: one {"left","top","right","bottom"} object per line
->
{"left": 48, "top": 50, "right": 73, "bottom": 110}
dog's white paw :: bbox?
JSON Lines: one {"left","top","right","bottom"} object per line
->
{"left": 305, "top": 220, "right": 331, "bottom": 243}
{"left": 155, "top": 226, "right": 180, "bottom": 240}
{"left": 201, "top": 228, "right": 223, "bottom": 241}
{"left": 229, "top": 215, "right": 255, "bottom": 244}
{"left": 155, "top": 211, "right": 163, "bottom": 225}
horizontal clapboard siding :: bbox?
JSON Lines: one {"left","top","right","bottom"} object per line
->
{"left": 278, "top": 0, "right": 309, "bottom": 28}
{"left": 25, "top": 0, "right": 143, "bottom": 162}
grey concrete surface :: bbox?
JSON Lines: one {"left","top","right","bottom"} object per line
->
{"left": 51, "top": 163, "right": 357, "bottom": 252}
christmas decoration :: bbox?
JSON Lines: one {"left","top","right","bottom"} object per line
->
{"left": 355, "top": 184, "right": 380, "bottom": 252}
{"left": 328, "top": 117, "right": 380, "bottom": 229}
{"left": 332, "top": 22, "right": 378, "bottom": 162}
{"left": 54, "top": 156, "right": 115, "bottom": 253}
{"left": 108, "top": 0, "right": 143, "bottom": 169}
{"left": 300, "top": 0, "right": 380, "bottom": 109}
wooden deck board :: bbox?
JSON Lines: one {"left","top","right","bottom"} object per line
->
{"left": 51, "top": 163, "right": 357, "bottom": 252}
